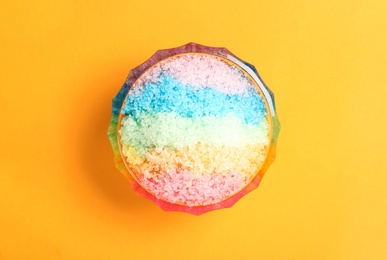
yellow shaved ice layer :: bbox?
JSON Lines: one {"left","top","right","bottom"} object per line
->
{"left": 121, "top": 145, "right": 145, "bottom": 165}
{"left": 121, "top": 143, "right": 267, "bottom": 178}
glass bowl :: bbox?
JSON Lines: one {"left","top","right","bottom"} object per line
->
{"left": 108, "top": 43, "right": 280, "bottom": 215}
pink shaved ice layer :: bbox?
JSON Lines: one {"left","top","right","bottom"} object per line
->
{"left": 138, "top": 169, "right": 249, "bottom": 207}
{"left": 135, "top": 53, "right": 254, "bottom": 95}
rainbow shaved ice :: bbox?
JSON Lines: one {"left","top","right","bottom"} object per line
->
{"left": 108, "top": 43, "right": 280, "bottom": 214}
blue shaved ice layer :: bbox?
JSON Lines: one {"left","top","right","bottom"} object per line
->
{"left": 121, "top": 74, "right": 267, "bottom": 126}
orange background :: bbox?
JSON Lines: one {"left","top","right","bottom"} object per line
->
{"left": 1, "top": 0, "right": 386, "bottom": 259}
